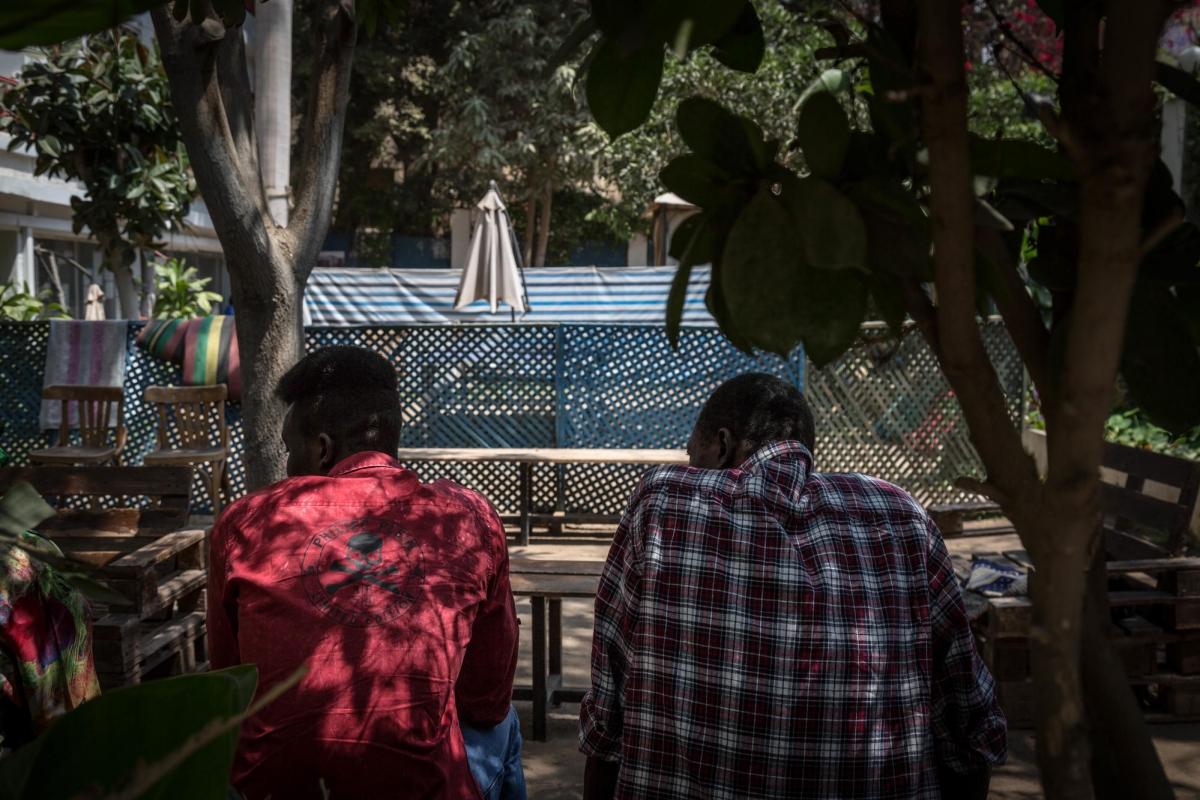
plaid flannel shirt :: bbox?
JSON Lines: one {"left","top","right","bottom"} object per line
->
{"left": 579, "top": 441, "right": 1006, "bottom": 799}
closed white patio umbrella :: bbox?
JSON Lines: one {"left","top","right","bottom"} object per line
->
{"left": 454, "top": 181, "right": 529, "bottom": 316}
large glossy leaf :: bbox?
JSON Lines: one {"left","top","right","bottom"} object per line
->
{"left": 709, "top": 1, "right": 764, "bottom": 72}
{"left": 0, "top": 0, "right": 164, "bottom": 48}
{"left": 0, "top": 666, "right": 260, "bottom": 800}
{"left": 797, "top": 93, "right": 850, "bottom": 179}
{"left": 801, "top": 268, "right": 869, "bottom": 366}
{"left": 968, "top": 136, "right": 1075, "bottom": 181}
{"left": 675, "top": 97, "right": 769, "bottom": 175}
{"left": 1120, "top": 282, "right": 1200, "bottom": 435}
{"left": 720, "top": 186, "right": 868, "bottom": 361}
{"left": 720, "top": 188, "right": 808, "bottom": 355}
{"left": 844, "top": 178, "right": 932, "bottom": 281}
{"left": 586, "top": 37, "right": 665, "bottom": 138}
{"left": 665, "top": 214, "right": 714, "bottom": 347}
{"left": 649, "top": 0, "right": 746, "bottom": 48}
{"left": 782, "top": 177, "right": 869, "bottom": 272}
{"left": 659, "top": 155, "right": 735, "bottom": 207}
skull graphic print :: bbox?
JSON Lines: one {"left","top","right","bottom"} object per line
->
{"left": 300, "top": 518, "right": 424, "bottom": 627}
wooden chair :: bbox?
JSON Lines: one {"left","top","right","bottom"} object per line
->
{"left": 30, "top": 385, "right": 127, "bottom": 466}
{"left": 142, "top": 385, "right": 230, "bottom": 515}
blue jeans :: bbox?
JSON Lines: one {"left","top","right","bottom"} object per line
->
{"left": 462, "top": 705, "right": 527, "bottom": 800}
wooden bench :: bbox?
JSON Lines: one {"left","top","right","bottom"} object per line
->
{"left": 509, "top": 558, "right": 602, "bottom": 741}
{"left": 0, "top": 466, "right": 207, "bottom": 689}
{"left": 1098, "top": 440, "right": 1200, "bottom": 560}
{"left": 396, "top": 448, "right": 687, "bottom": 545}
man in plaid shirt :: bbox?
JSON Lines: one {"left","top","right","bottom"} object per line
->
{"left": 579, "top": 373, "right": 1006, "bottom": 799}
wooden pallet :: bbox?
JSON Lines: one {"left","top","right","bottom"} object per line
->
{"left": 973, "top": 555, "right": 1200, "bottom": 726}
{"left": 0, "top": 466, "right": 210, "bottom": 688}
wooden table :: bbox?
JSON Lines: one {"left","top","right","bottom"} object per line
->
{"left": 509, "top": 559, "right": 604, "bottom": 740}
{"left": 396, "top": 448, "right": 686, "bottom": 545}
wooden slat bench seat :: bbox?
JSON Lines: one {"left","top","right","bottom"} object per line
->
{"left": 508, "top": 562, "right": 601, "bottom": 741}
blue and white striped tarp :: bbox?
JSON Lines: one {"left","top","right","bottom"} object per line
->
{"left": 302, "top": 265, "right": 715, "bottom": 326}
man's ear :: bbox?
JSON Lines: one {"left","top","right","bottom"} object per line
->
{"left": 716, "top": 428, "right": 738, "bottom": 469}
{"left": 316, "top": 432, "right": 336, "bottom": 473}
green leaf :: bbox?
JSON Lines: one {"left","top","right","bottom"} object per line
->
{"left": 709, "top": 2, "right": 764, "bottom": 73}
{"left": 968, "top": 135, "right": 1075, "bottom": 181}
{"left": 0, "top": 666, "right": 260, "bottom": 799}
{"left": 797, "top": 92, "right": 850, "bottom": 179}
{"left": 651, "top": 0, "right": 745, "bottom": 48}
{"left": 1120, "top": 282, "right": 1200, "bottom": 435}
{"left": 665, "top": 215, "right": 713, "bottom": 348}
{"left": 720, "top": 187, "right": 806, "bottom": 355}
{"left": 35, "top": 135, "right": 61, "bottom": 158}
{"left": 585, "top": 37, "right": 665, "bottom": 138}
{"left": 801, "top": 268, "right": 869, "bottom": 367}
{"left": 0, "top": 0, "right": 164, "bottom": 48}
{"left": 781, "top": 177, "right": 869, "bottom": 272}
{"left": 659, "top": 155, "right": 734, "bottom": 208}
{"left": 719, "top": 185, "right": 867, "bottom": 360}
{"left": 0, "top": 483, "right": 54, "bottom": 538}
{"left": 796, "top": 69, "right": 853, "bottom": 109}
{"left": 675, "top": 97, "right": 769, "bottom": 175}
{"left": 844, "top": 178, "right": 932, "bottom": 281}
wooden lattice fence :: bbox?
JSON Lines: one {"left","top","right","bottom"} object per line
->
{"left": 0, "top": 320, "right": 1023, "bottom": 515}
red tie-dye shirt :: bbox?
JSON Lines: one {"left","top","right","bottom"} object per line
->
{"left": 208, "top": 451, "right": 518, "bottom": 800}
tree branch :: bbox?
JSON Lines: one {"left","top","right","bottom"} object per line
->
{"left": 216, "top": 28, "right": 259, "bottom": 185}
{"left": 916, "top": 0, "right": 1038, "bottom": 501}
{"left": 1049, "top": 0, "right": 1170, "bottom": 483}
{"left": 976, "top": 226, "right": 1053, "bottom": 402}
{"left": 152, "top": 7, "right": 280, "bottom": 300}
{"left": 288, "top": 0, "right": 357, "bottom": 281}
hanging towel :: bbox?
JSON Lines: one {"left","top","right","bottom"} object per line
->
{"left": 82, "top": 285, "right": 106, "bottom": 321}
{"left": 136, "top": 316, "right": 242, "bottom": 401}
{"left": 39, "top": 321, "right": 128, "bottom": 431}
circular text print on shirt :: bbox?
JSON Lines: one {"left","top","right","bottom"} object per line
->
{"left": 300, "top": 517, "right": 425, "bottom": 627}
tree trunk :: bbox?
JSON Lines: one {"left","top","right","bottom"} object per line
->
{"left": 109, "top": 252, "right": 140, "bottom": 319}
{"left": 523, "top": 196, "right": 536, "bottom": 267}
{"left": 231, "top": 270, "right": 304, "bottom": 488}
{"left": 535, "top": 185, "right": 552, "bottom": 267}
{"left": 1081, "top": 537, "right": 1175, "bottom": 800}
{"left": 41, "top": 250, "right": 66, "bottom": 309}
{"left": 1023, "top": 506, "right": 1094, "bottom": 799}
{"left": 154, "top": 0, "right": 356, "bottom": 490}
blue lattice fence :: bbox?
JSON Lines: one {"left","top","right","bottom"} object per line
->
{"left": 0, "top": 320, "right": 1023, "bottom": 516}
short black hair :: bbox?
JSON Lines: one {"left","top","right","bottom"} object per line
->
{"left": 696, "top": 373, "right": 816, "bottom": 453}
{"left": 277, "top": 346, "right": 402, "bottom": 454}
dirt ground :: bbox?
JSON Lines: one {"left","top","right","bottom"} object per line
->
{"left": 509, "top": 536, "right": 1200, "bottom": 799}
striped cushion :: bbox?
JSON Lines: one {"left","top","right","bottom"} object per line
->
{"left": 136, "top": 316, "right": 242, "bottom": 401}
{"left": 136, "top": 319, "right": 190, "bottom": 362}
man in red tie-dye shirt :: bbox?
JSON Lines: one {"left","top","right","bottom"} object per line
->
{"left": 208, "top": 346, "right": 520, "bottom": 799}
